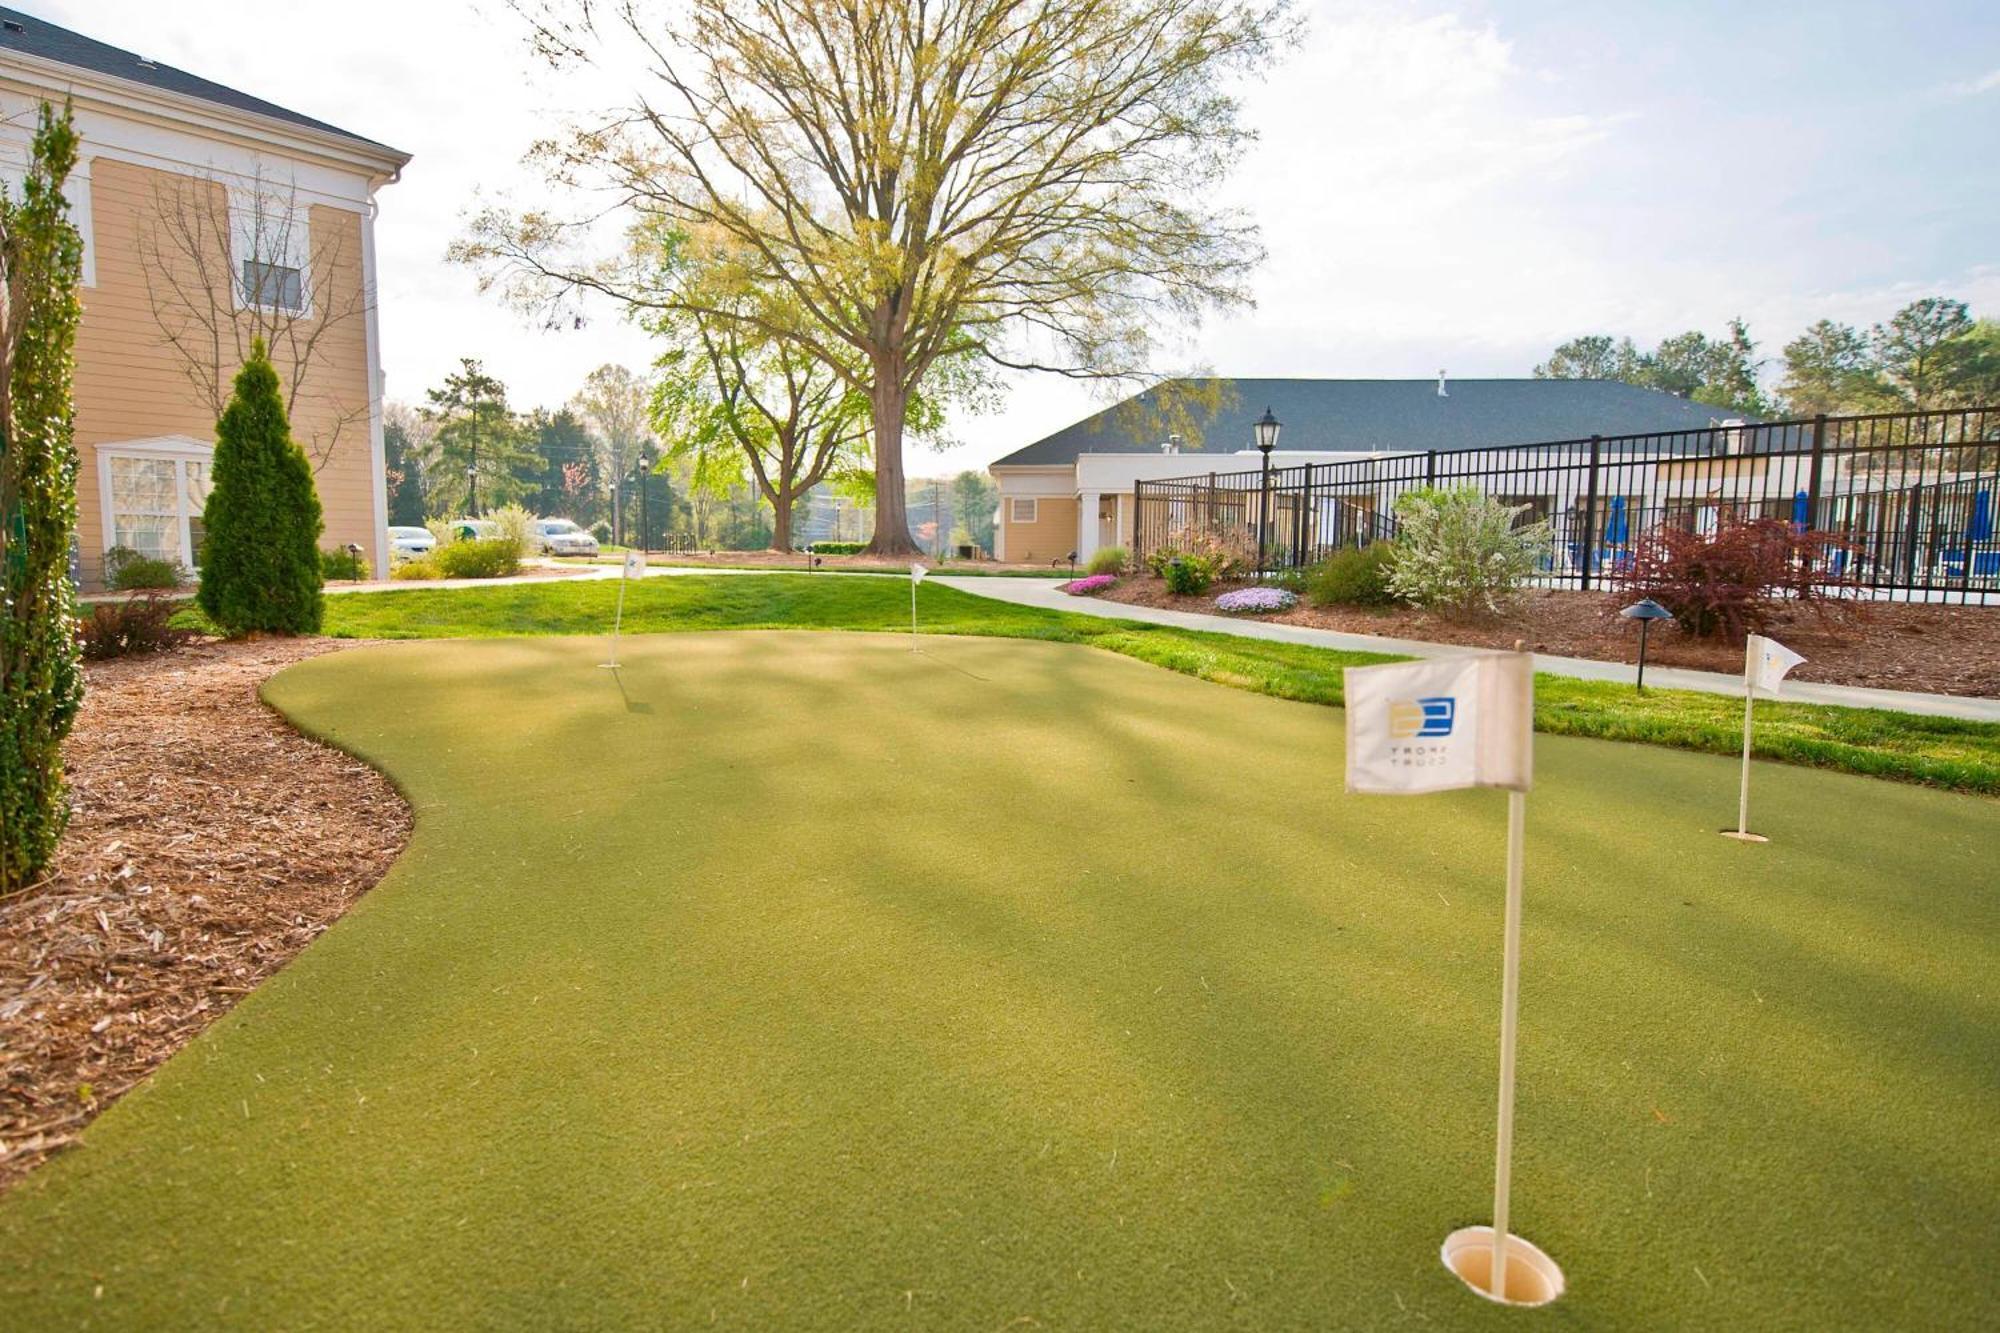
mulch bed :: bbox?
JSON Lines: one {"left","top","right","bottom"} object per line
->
{"left": 1092, "top": 577, "right": 2000, "bottom": 699}
{"left": 0, "top": 637, "right": 411, "bottom": 1195}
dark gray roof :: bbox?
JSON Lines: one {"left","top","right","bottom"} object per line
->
{"left": 993, "top": 377, "right": 1765, "bottom": 466}
{"left": 0, "top": 7, "right": 406, "bottom": 160}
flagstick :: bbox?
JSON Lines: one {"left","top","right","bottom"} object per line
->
{"left": 602, "top": 567, "right": 630, "bottom": 670}
{"left": 1489, "top": 786, "right": 1526, "bottom": 1300}
{"left": 910, "top": 578, "right": 918, "bottom": 651}
{"left": 1737, "top": 689, "right": 1754, "bottom": 835}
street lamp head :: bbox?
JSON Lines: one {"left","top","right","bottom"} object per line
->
{"left": 1254, "top": 407, "right": 1281, "bottom": 454}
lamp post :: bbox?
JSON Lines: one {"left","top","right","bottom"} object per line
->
{"left": 1254, "top": 407, "right": 1281, "bottom": 581}
{"left": 465, "top": 463, "right": 478, "bottom": 518}
{"left": 633, "top": 452, "right": 653, "bottom": 555}
{"left": 1620, "top": 598, "right": 1672, "bottom": 693}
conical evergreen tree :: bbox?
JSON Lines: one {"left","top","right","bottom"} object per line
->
{"left": 197, "top": 339, "right": 324, "bottom": 633}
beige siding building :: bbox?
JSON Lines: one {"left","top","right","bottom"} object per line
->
{"left": 0, "top": 11, "right": 409, "bottom": 586}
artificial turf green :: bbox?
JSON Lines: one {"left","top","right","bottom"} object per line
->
{"left": 298, "top": 575, "right": 2000, "bottom": 794}
{"left": 1, "top": 633, "right": 1993, "bottom": 1329}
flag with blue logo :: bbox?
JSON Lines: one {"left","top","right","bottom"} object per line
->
{"left": 1344, "top": 653, "right": 1534, "bottom": 795}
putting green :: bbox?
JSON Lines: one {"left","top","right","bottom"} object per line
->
{"left": 2, "top": 632, "right": 1994, "bottom": 1330}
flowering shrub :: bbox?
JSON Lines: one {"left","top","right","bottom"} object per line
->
{"left": 1059, "top": 574, "right": 1117, "bottom": 595}
{"left": 1214, "top": 586, "right": 1298, "bottom": 613}
{"left": 1386, "top": 486, "right": 1551, "bottom": 618}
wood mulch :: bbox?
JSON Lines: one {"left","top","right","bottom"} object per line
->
{"left": 0, "top": 637, "right": 411, "bottom": 1196}
{"left": 1093, "top": 577, "right": 2000, "bottom": 699}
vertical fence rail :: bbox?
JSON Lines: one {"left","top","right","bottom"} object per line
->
{"left": 1128, "top": 406, "right": 2000, "bottom": 602}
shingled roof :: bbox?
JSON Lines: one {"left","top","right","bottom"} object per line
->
{"left": 993, "top": 378, "right": 1762, "bottom": 466}
{"left": 0, "top": 7, "right": 406, "bottom": 160}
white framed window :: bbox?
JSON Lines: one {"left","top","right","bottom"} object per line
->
{"left": 1010, "top": 497, "right": 1038, "bottom": 524}
{"left": 98, "top": 437, "right": 214, "bottom": 574}
{"left": 230, "top": 184, "right": 311, "bottom": 316}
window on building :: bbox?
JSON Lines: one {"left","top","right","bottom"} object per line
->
{"left": 1010, "top": 497, "right": 1038, "bottom": 524}
{"left": 241, "top": 258, "right": 304, "bottom": 313}
{"left": 101, "top": 444, "right": 213, "bottom": 572}
{"left": 230, "top": 184, "right": 311, "bottom": 316}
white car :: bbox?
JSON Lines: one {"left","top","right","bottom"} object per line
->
{"left": 533, "top": 518, "right": 601, "bottom": 557}
{"left": 388, "top": 526, "right": 435, "bottom": 562}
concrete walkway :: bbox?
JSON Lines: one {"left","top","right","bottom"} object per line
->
{"left": 933, "top": 576, "right": 2000, "bottom": 723}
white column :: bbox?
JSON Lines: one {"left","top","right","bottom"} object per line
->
{"left": 361, "top": 192, "right": 390, "bottom": 580}
{"left": 1078, "top": 490, "right": 1100, "bottom": 561}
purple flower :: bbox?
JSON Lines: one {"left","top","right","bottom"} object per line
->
{"left": 1213, "top": 587, "right": 1298, "bottom": 613}
{"left": 1059, "top": 574, "right": 1118, "bottom": 594}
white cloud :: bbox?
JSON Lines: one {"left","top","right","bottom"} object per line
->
{"left": 1948, "top": 67, "right": 2000, "bottom": 97}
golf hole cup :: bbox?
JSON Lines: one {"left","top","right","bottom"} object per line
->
{"left": 1441, "top": 1226, "right": 1565, "bottom": 1307}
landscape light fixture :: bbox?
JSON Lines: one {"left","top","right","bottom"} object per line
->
{"left": 1620, "top": 598, "right": 1673, "bottom": 693}
{"left": 1254, "top": 407, "right": 1281, "bottom": 579}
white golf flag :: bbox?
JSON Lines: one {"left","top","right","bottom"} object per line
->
{"left": 1345, "top": 653, "right": 1534, "bottom": 795}
{"left": 911, "top": 562, "right": 928, "bottom": 583}
{"left": 1745, "top": 634, "right": 1804, "bottom": 695}
{"left": 622, "top": 548, "right": 646, "bottom": 579}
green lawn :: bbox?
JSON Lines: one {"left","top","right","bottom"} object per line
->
{"left": 2, "top": 633, "right": 1992, "bottom": 1329}
{"left": 300, "top": 575, "right": 2000, "bottom": 793}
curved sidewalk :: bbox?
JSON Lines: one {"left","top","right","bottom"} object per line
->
{"left": 935, "top": 576, "right": 2000, "bottom": 723}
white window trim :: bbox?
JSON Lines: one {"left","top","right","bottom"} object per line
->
{"left": 228, "top": 184, "right": 313, "bottom": 318}
{"left": 97, "top": 435, "right": 214, "bottom": 572}
{"left": 1010, "top": 497, "right": 1038, "bottom": 524}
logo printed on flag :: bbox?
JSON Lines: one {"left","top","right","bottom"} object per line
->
{"left": 1345, "top": 654, "right": 1532, "bottom": 795}
{"left": 1389, "top": 696, "right": 1456, "bottom": 739}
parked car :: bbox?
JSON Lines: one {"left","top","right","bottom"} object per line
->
{"left": 387, "top": 526, "right": 436, "bottom": 562}
{"left": 533, "top": 518, "right": 600, "bottom": 557}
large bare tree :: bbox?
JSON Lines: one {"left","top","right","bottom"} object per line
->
{"left": 137, "top": 170, "right": 371, "bottom": 471}
{"left": 460, "top": 0, "right": 1286, "bottom": 553}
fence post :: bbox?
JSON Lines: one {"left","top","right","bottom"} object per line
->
{"left": 1294, "top": 464, "right": 1311, "bottom": 566}
{"left": 1132, "top": 480, "right": 1146, "bottom": 566}
{"left": 1806, "top": 413, "right": 1827, "bottom": 525}
{"left": 1424, "top": 451, "right": 1437, "bottom": 488}
{"left": 1579, "top": 434, "right": 1602, "bottom": 591}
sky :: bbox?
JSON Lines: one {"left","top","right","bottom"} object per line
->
{"left": 30, "top": 0, "right": 2000, "bottom": 475}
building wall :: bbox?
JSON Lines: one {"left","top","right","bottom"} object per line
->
{"left": 0, "top": 65, "right": 401, "bottom": 587}
{"left": 1001, "top": 496, "right": 1079, "bottom": 565}
{"left": 74, "top": 159, "right": 376, "bottom": 585}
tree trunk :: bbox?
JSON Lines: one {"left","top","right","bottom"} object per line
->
{"left": 865, "top": 367, "right": 919, "bottom": 555}
{"left": 769, "top": 485, "right": 795, "bottom": 553}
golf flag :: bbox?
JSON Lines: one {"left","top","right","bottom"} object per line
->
{"left": 1344, "top": 651, "right": 1543, "bottom": 1303}
{"left": 1746, "top": 634, "right": 1804, "bottom": 695}
{"left": 1727, "top": 637, "right": 1803, "bottom": 841}
{"left": 1345, "top": 653, "right": 1534, "bottom": 796}
{"left": 603, "top": 549, "right": 644, "bottom": 669}
{"left": 911, "top": 562, "right": 928, "bottom": 583}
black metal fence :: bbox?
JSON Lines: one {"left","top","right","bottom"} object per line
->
{"left": 1132, "top": 407, "right": 2000, "bottom": 602}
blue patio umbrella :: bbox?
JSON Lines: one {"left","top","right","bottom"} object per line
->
{"left": 1603, "top": 495, "right": 1629, "bottom": 546}
{"left": 1969, "top": 489, "right": 1993, "bottom": 541}
{"left": 1791, "top": 489, "right": 1809, "bottom": 530}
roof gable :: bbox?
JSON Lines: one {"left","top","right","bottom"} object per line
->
{"left": 992, "top": 378, "right": 1764, "bottom": 467}
{"left": 0, "top": 7, "right": 405, "bottom": 160}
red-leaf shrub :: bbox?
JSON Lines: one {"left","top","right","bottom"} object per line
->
{"left": 1609, "top": 517, "right": 1852, "bottom": 641}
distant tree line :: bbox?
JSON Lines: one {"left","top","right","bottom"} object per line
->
{"left": 381, "top": 357, "right": 999, "bottom": 555}
{"left": 1534, "top": 297, "right": 2000, "bottom": 418}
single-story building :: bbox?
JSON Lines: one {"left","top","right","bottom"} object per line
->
{"left": 988, "top": 376, "right": 1757, "bottom": 564}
